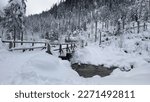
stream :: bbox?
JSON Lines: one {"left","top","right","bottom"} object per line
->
{"left": 71, "top": 63, "right": 118, "bottom": 78}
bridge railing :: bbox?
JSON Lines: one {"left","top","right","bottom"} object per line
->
{"left": 2, "top": 40, "right": 77, "bottom": 55}
{"left": 2, "top": 40, "right": 47, "bottom": 52}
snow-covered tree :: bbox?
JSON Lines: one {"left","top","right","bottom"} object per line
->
{"left": 2, "top": 0, "right": 26, "bottom": 43}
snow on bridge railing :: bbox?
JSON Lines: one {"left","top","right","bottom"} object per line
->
{"left": 2, "top": 40, "right": 77, "bottom": 55}
{"left": 2, "top": 40, "right": 46, "bottom": 44}
{"left": 2, "top": 40, "right": 46, "bottom": 50}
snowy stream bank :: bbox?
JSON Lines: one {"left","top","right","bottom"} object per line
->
{"left": 0, "top": 38, "right": 150, "bottom": 84}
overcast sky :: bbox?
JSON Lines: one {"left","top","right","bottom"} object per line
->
{"left": 0, "top": 0, "right": 59, "bottom": 15}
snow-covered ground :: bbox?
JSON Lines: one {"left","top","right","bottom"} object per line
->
{"left": 0, "top": 31, "right": 150, "bottom": 84}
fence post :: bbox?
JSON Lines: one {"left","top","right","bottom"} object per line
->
{"left": 46, "top": 43, "right": 52, "bottom": 54}
{"left": 45, "top": 43, "right": 47, "bottom": 49}
{"left": 73, "top": 43, "right": 76, "bottom": 51}
{"left": 59, "top": 44, "right": 62, "bottom": 55}
{"left": 21, "top": 32, "right": 23, "bottom": 45}
{"left": 71, "top": 44, "right": 73, "bottom": 50}
{"left": 31, "top": 42, "right": 34, "bottom": 51}
{"left": 9, "top": 41, "right": 13, "bottom": 50}
{"left": 66, "top": 44, "right": 70, "bottom": 53}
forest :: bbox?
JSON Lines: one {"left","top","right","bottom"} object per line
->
{"left": 24, "top": 0, "right": 150, "bottom": 43}
{"left": 0, "top": 0, "right": 149, "bottom": 43}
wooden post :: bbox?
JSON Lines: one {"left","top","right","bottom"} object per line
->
{"left": 9, "top": 42, "right": 13, "bottom": 50}
{"left": 71, "top": 44, "right": 73, "bottom": 50}
{"left": 59, "top": 44, "right": 62, "bottom": 56}
{"left": 46, "top": 43, "right": 52, "bottom": 54}
{"left": 45, "top": 43, "right": 47, "bottom": 49}
{"left": 66, "top": 44, "right": 69, "bottom": 53}
{"left": 31, "top": 42, "right": 34, "bottom": 51}
{"left": 73, "top": 44, "right": 76, "bottom": 51}
{"left": 21, "top": 32, "right": 23, "bottom": 45}
{"left": 23, "top": 49, "right": 26, "bottom": 52}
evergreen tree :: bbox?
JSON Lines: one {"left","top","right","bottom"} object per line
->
{"left": 2, "top": 0, "right": 26, "bottom": 43}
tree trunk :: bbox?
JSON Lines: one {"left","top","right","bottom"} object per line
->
{"left": 95, "top": 21, "right": 98, "bottom": 42}
{"left": 137, "top": 21, "right": 140, "bottom": 33}
{"left": 46, "top": 43, "right": 52, "bottom": 54}
{"left": 1, "top": 29, "right": 3, "bottom": 39}
{"left": 143, "top": 22, "right": 146, "bottom": 31}
{"left": 102, "top": 22, "right": 104, "bottom": 30}
{"left": 149, "top": 0, "right": 150, "bottom": 14}
{"left": 78, "top": 7, "right": 81, "bottom": 29}
{"left": 133, "top": 23, "right": 135, "bottom": 33}
{"left": 91, "top": 22, "right": 94, "bottom": 35}
{"left": 122, "top": 19, "right": 125, "bottom": 30}
{"left": 117, "top": 21, "right": 121, "bottom": 35}
{"left": 99, "top": 31, "right": 102, "bottom": 46}
{"left": 13, "top": 27, "right": 16, "bottom": 47}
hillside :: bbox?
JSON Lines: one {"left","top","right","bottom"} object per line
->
{"left": 25, "top": 0, "right": 149, "bottom": 42}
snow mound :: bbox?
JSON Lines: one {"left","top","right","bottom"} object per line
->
{"left": 0, "top": 51, "right": 79, "bottom": 84}
{"left": 72, "top": 45, "right": 149, "bottom": 71}
{"left": 0, "top": 50, "right": 150, "bottom": 85}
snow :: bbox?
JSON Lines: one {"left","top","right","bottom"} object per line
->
{"left": 0, "top": 36, "right": 150, "bottom": 85}
{"left": 0, "top": 20, "right": 150, "bottom": 85}
{"left": 72, "top": 30, "right": 150, "bottom": 70}
{"left": 72, "top": 45, "right": 147, "bottom": 70}
{"left": 0, "top": 50, "right": 79, "bottom": 84}
{"left": 1, "top": 0, "right": 150, "bottom": 85}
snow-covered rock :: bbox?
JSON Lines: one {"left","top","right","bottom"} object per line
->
{"left": 72, "top": 44, "right": 149, "bottom": 70}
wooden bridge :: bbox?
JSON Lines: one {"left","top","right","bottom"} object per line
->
{"left": 2, "top": 40, "right": 77, "bottom": 60}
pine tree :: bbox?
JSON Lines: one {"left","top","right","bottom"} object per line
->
{"left": 2, "top": 0, "right": 26, "bottom": 44}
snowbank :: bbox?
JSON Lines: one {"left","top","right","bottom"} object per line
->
{"left": 0, "top": 49, "right": 150, "bottom": 85}
{"left": 0, "top": 51, "right": 80, "bottom": 84}
{"left": 72, "top": 45, "right": 148, "bottom": 70}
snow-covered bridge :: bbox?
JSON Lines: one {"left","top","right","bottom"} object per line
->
{"left": 2, "top": 40, "right": 77, "bottom": 60}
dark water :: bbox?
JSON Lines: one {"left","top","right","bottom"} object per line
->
{"left": 71, "top": 63, "right": 118, "bottom": 78}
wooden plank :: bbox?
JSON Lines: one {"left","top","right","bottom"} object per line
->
{"left": 50, "top": 43, "right": 76, "bottom": 46}
{"left": 2, "top": 40, "right": 46, "bottom": 44}
{"left": 9, "top": 46, "right": 46, "bottom": 51}
{"left": 53, "top": 47, "right": 70, "bottom": 51}
{"left": 2, "top": 40, "right": 76, "bottom": 46}
{"left": 2, "top": 40, "right": 76, "bottom": 45}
